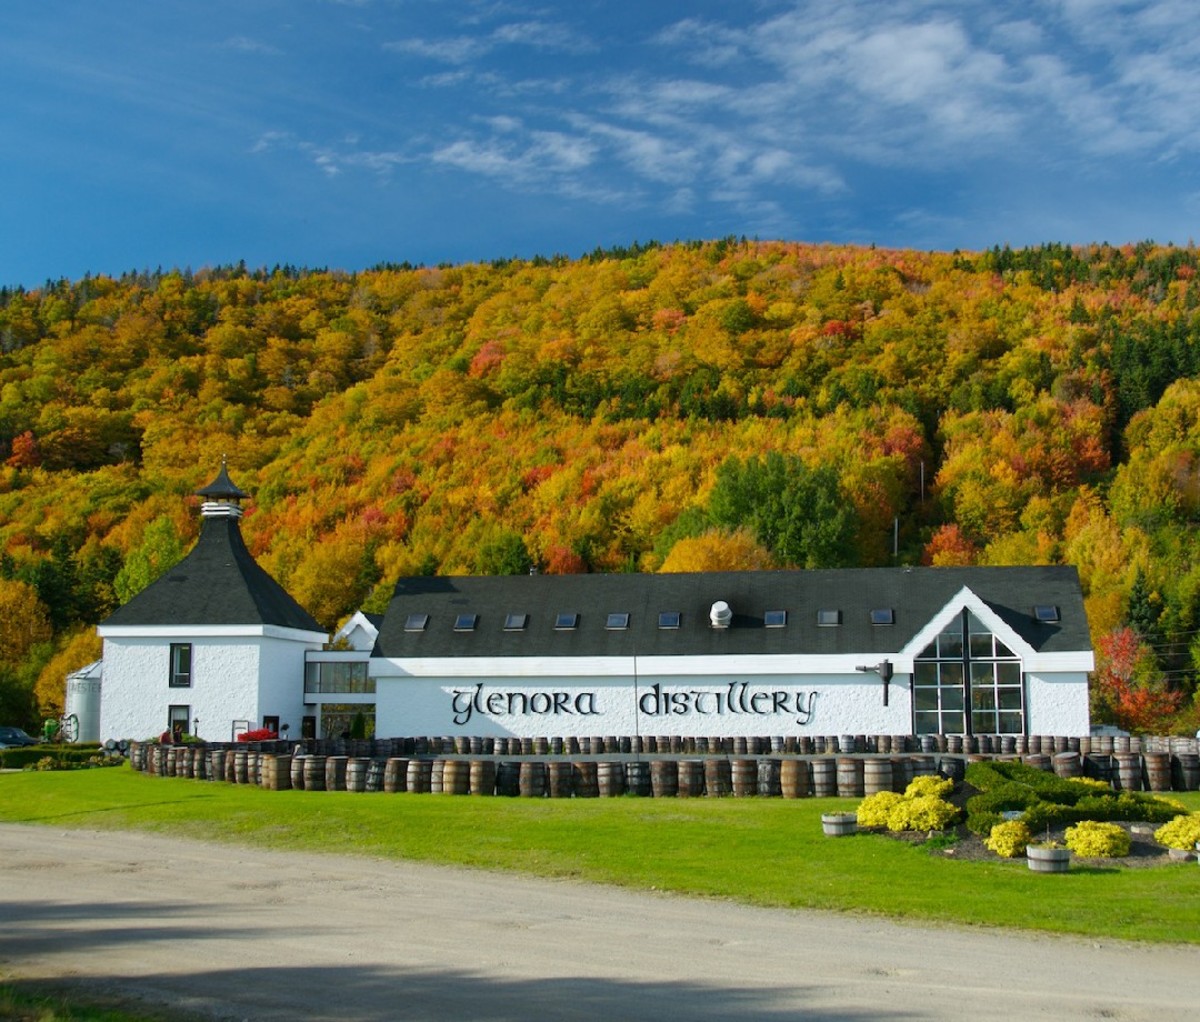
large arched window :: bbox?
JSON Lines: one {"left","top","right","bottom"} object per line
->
{"left": 914, "top": 610, "right": 1024, "bottom": 735}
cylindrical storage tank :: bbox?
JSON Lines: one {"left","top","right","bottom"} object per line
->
{"left": 495, "top": 761, "right": 520, "bottom": 797}
{"left": 383, "top": 758, "right": 408, "bottom": 793}
{"left": 64, "top": 671, "right": 102, "bottom": 744}
{"left": 676, "top": 760, "right": 705, "bottom": 797}
{"left": 325, "top": 756, "right": 348, "bottom": 792}
{"left": 650, "top": 760, "right": 678, "bottom": 798}
{"left": 731, "top": 759, "right": 756, "bottom": 796}
{"left": 1052, "top": 752, "right": 1081, "bottom": 781}
{"left": 406, "top": 759, "right": 433, "bottom": 794}
{"left": 836, "top": 757, "right": 864, "bottom": 797}
{"left": 597, "top": 761, "right": 625, "bottom": 797}
{"left": 780, "top": 759, "right": 810, "bottom": 798}
{"left": 442, "top": 760, "right": 470, "bottom": 795}
{"left": 756, "top": 758, "right": 781, "bottom": 797}
{"left": 704, "top": 758, "right": 731, "bottom": 797}
{"left": 863, "top": 758, "right": 893, "bottom": 795}
{"left": 1143, "top": 752, "right": 1171, "bottom": 792}
{"left": 572, "top": 761, "right": 599, "bottom": 798}
{"left": 547, "top": 761, "right": 573, "bottom": 798}
{"left": 470, "top": 759, "right": 497, "bottom": 796}
{"left": 304, "top": 755, "right": 327, "bottom": 791}
{"left": 1114, "top": 752, "right": 1142, "bottom": 791}
{"left": 625, "top": 761, "right": 651, "bottom": 796}
{"left": 810, "top": 758, "right": 837, "bottom": 797}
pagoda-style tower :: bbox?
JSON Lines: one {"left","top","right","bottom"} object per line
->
{"left": 97, "top": 463, "right": 327, "bottom": 742}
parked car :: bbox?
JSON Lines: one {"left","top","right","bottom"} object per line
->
{"left": 0, "top": 726, "right": 39, "bottom": 748}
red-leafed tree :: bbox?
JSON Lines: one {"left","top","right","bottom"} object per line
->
{"left": 1090, "top": 626, "right": 1182, "bottom": 734}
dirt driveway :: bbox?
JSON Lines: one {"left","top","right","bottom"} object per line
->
{"left": 1, "top": 823, "right": 1197, "bottom": 1021}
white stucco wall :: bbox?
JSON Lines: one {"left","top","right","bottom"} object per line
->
{"left": 99, "top": 628, "right": 324, "bottom": 742}
{"left": 1024, "top": 670, "right": 1091, "bottom": 737}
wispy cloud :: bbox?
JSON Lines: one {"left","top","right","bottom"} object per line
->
{"left": 222, "top": 36, "right": 282, "bottom": 57}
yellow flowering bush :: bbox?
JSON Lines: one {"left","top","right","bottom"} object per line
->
{"left": 857, "top": 791, "right": 904, "bottom": 828}
{"left": 905, "top": 775, "right": 953, "bottom": 799}
{"left": 1068, "top": 777, "right": 1110, "bottom": 792}
{"left": 888, "top": 794, "right": 960, "bottom": 832}
{"left": 1064, "top": 821, "right": 1130, "bottom": 858}
{"left": 1154, "top": 813, "right": 1200, "bottom": 851}
{"left": 984, "top": 820, "right": 1031, "bottom": 858}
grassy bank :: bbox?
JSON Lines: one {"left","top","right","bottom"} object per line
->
{"left": 2, "top": 768, "right": 1199, "bottom": 943}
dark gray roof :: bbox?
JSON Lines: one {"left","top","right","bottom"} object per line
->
{"left": 101, "top": 516, "right": 323, "bottom": 632}
{"left": 373, "top": 566, "right": 1090, "bottom": 659}
{"left": 194, "top": 461, "right": 249, "bottom": 501}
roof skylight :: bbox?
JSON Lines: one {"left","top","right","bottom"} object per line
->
{"left": 555, "top": 612, "right": 579, "bottom": 630}
{"left": 453, "top": 613, "right": 477, "bottom": 632}
{"left": 763, "top": 610, "right": 787, "bottom": 628}
{"left": 658, "top": 611, "right": 681, "bottom": 629}
{"left": 606, "top": 612, "right": 630, "bottom": 630}
{"left": 404, "top": 613, "right": 429, "bottom": 632}
{"left": 503, "top": 613, "right": 528, "bottom": 631}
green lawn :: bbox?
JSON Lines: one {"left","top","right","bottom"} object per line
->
{"left": 3, "top": 767, "right": 1199, "bottom": 944}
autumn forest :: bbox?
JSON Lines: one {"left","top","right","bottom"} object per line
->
{"left": 1, "top": 239, "right": 1198, "bottom": 734}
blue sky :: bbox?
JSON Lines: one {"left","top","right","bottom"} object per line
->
{"left": 2, "top": 1, "right": 1198, "bottom": 287}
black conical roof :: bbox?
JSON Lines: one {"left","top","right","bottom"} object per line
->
{"left": 194, "top": 460, "right": 249, "bottom": 502}
{"left": 100, "top": 515, "right": 323, "bottom": 632}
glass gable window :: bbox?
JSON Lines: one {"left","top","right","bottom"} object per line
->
{"left": 914, "top": 610, "right": 1024, "bottom": 736}
{"left": 169, "top": 643, "right": 192, "bottom": 688}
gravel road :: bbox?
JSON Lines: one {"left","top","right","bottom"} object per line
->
{"left": 1, "top": 823, "right": 1197, "bottom": 1021}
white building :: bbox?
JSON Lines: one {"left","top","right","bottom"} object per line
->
{"left": 95, "top": 466, "right": 1095, "bottom": 743}
{"left": 96, "top": 464, "right": 327, "bottom": 743}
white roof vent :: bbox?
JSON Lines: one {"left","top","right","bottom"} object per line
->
{"left": 710, "top": 600, "right": 732, "bottom": 629}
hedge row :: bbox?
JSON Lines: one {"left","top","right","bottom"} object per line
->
{"left": 0, "top": 744, "right": 104, "bottom": 770}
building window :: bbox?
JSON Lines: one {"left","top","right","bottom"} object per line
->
{"left": 554, "top": 612, "right": 579, "bottom": 630}
{"left": 304, "top": 661, "right": 374, "bottom": 694}
{"left": 870, "top": 608, "right": 895, "bottom": 625}
{"left": 816, "top": 609, "right": 841, "bottom": 627}
{"left": 168, "top": 704, "right": 190, "bottom": 741}
{"left": 169, "top": 643, "right": 192, "bottom": 688}
{"left": 914, "top": 610, "right": 1024, "bottom": 736}
{"left": 503, "top": 613, "right": 528, "bottom": 631}
{"left": 606, "top": 612, "right": 630, "bottom": 630}
{"left": 453, "top": 613, "right": 478, "bottom": 632}
{"left": 404, "top": 613, "right": 429, "bottom": 632}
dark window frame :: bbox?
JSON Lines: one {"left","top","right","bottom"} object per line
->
{"left": 169, "top": 643, "right": 192, "bottom": 688}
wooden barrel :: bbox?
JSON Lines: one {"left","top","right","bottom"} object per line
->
{"left": 1052, "top": 752, "right": 1081, "bottom": 780}
{"left": 442, "top": 759, "right": 470, "bottom": 795}
{"left": 1174, "top": 753, "right": 1200, "bottom": 791}
{"left": 676, "top": 760, "right": 704, "bottom": 797}
{"left": 192, "top": 748, "right": 207, "bottom": 780}
{"left": 470, "top": 759, "right": 496, "bottom": 795}
{"left": 910, "top": 754, "right": 937, "bottom": 778}
{"left": 863, "top": 758, "right": 893, "bottom": 795}
{"left": 383, "top": 758, "right": 409, "bottom": 793}
{"left": 1143, "top": 752, "right": 1171, "bottom": 792}
{"left": 1114, "top": 752, "right": 1141, "bottom": 791}
{"left": 810, "top": 758, "right": 837, "bottom": 797}
{"left": 649, "top": 760, "right": 678, "bottom": 798}
{"left": 365, "top": 759, "right": 385, "bottom": 792}
{"left": 731, "top": 759, "right": 756, "bottom": 796}
{"left": 780, "top": 759, "right": 810, "bottom": 798}
{"left": 324, "top": 756, "right": 348, "bottom": 791}
{"left": 496, "top": 761, "right": 520, "bottom": 797}
{"left": 572, "top": 761, "right": 599, "bottom": 798}
{"left": 303, "top": 755, "right": 327, "bottom": 791}
{"left": 518, "top": 761, "right": 546, "bottom": 797}
{"left": 263, "top": 754, "right": 292, "bottom": 791}
{"left": 210, "top": 749, "right": 227, "bottom": 785}
{"left": 1023, "top": 753, "right": 1052, "bottom": 772}
{"left": 836, "top": 757, "right": 863, "bottom": 798}
{"left": 345, "top": 758, "right": 368, "bottom": 793}
{"left": 430, "top": 758, "right": 445, "bottom": 794}
{"left": 945, "top": 735, "right": 963, "bottom": 754}
{"left": 406, "top": 759, "right": 432, "bottom": 794}
{"left": 625, "top": 761, "right": 651, "bottom": 796}
{"left": 756, "top": 758, "right": 781, "bottom": 797}
{"left": 1084, "top": 754, "right": 1113, "bottom": 786}
{"left": 597, "top": 761, "right": 625, "bottom": 797}
{"left": 546, "top": 761, "right": 573, "bottom": 798}
{"left": 704, "top": 758, "right": 732, "bottom": 797}
{"left": 232, "top": 750, "right": 248, "bottom": 784}
{"left": 938, "top": 756, "right": 965, "bottom": 785}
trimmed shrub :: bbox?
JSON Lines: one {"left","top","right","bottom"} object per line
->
{"left": 887, "top": 794, "right": 960, "bottom": 833}
{"left": 904, "top": 775, "right": 953, "bottom": 799}
{"left": 1065, "top": 821, "right": 1131, "bottom": 858}
{"left": 857, "top": 791, "right": 904, "bottom": 828}
{"left": 984, "top": 821, "right": 1031, "bottom": 858}
{"left": 1154, "top": 813, "right": 1200, "bottom": 851}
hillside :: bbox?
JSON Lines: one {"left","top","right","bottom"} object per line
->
{"left": 1, "top": 238, "right": 1198, "bottom": 732}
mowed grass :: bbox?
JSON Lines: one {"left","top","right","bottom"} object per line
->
{"left": 2, "top": 767, "right": 1199, "bottom": 943}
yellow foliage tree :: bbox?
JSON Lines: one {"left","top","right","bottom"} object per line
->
{"left": 0, "top": 579, "right": 52, "bottom": 665}
{"left": 35, "top": 629, "right": 102, "bottom": 717}
{"left": 660, "top": 528, "right": 776, "bottom": 573}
